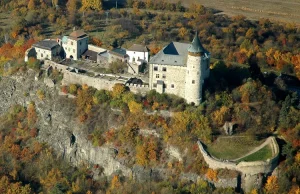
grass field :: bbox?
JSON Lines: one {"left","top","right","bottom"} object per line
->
{"left": 206, "top": 136, "right": 265, "bottom": 160}
{"left": 237, "top": 145, "right": 273, "bottom": 162}
{"left": 170, "top": 0, "right": 300, "bottom": 24}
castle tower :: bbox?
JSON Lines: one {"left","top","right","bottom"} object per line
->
{"left": 184, "top": 32, "right": 210, "bottom": 105}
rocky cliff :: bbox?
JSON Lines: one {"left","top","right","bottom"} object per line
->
{"left": 0, "top": 70, "right": 131, "bottom": 178}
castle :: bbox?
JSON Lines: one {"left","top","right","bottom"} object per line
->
{"left": 26, "top": 31, "right": 210, "bottom": 105}
{"left": 149, "top": 32, "right": 210, "bottom": 105}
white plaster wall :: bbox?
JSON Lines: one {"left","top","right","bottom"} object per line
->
{"left": 127, "top": 50, "right": 149, "bottom": 63}
{"left": 63, "top": 37, "right": 88, "bottom": 60}
{"left": 35, "top": 48, "right": 53, "bottom": 61}
{"left": 88, "top": 44, "right": 106, "bottom": 53}
{"left": 185, "top": 55, "right": 202, "bottom": 105}
{"left": 149, "top": 63, "right": 186, "bottom": 99}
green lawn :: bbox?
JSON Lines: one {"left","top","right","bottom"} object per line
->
{"left": 206, "top": 136, "right": 265, "bottom": 160}
{"left": 237, "top": 145, "right": 273, "bottom": 162}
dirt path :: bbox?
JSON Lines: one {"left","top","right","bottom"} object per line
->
{"left": 232, "top": 137, "right": 272, "bottom": 162}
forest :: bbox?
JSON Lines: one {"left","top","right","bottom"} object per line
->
{"left": 0, "top": 0, "right": 299, "bottom": 193}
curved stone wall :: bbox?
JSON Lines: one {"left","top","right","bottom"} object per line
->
{"left": 198, "top": 136, "right": 279, "bottom": 175}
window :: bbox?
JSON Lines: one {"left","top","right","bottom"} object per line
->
{"left": 162, "top": 74, "right": 166, "bottom": 79}
{"left": 80, "top": 41, "right": 82, "bottom": 45}
{"left": 154, "top": 66, "right": 158, "bottom": 71}
{"left": 41, "top": 54, "right": 43, "bottom": 57}
{"left": 197, "top": 71, "right": 199, "bottom": 75}
{"left": 171, "top": 84, "right": 174, "bottom": 88}
{"left": 73, "top": 49, "right": 75, "bottom": 53}
{"left": 156, "top": 74, "right": 160, "bottom": 78}
{"left": 71, "top": 41, "right": 73, "bottom": 45}
{"left": 192, "top": 80, "right": 195, "bottom": 84}
{"left": 162, "top": 67, "right": 167, "bottom": 71}
{"left": 153, "top": 83, "right": 157, "bottom": 88}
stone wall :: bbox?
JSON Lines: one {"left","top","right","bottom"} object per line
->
{"left": 44, "top": 60, "right": 150, "bottom": 95}
{"left": 198, "top": 136, "right": 279, "bottom": 192}
{"left": 198, "top": 137, "right": 279, "bottom": 175}
{"left": 44, "top": 60, "right": 69, "bottom": 72}
{"left": 62, "top": 72, "right": 121, "bottom": 91}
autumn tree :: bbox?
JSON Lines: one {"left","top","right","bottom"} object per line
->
{"left": 27, "top": 102, "right": 37, "bottom": 128}
{"left": 135, "top": 142, "right": 148, "bottom": 166}
{"left": 128, "top": 100, "right": 143, "bottom": 114}
{"left": 81, "top": 0, "right": 102, "bottom": 11}
{"left": 110, "top": 175, "right": 121, "bottom": 191}
{"left": 112, "top": 84, "right": 126, "bottom": 99}
{"left": 76, "top": 85, "right": 94, "bottom": 121}
{"left": 264, "top": 176, "right": 279, "bottom": 194}
{"left": 40, "top": 168, "right": 69, "bottom": 191}
{"left": 212, "top": 106, "right": 230, "bottom": 126}
{"left": 28, "top": 0, "right": 36, "bottom": 10}
{"left": 206, "top": 168, "right": 218, "bottom": 182}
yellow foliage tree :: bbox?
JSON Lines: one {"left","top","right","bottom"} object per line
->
{"left": 81, "top": 0, "right": 102, "bottom": 11}
{"left": 110, "top": 175, "right": 121, "bottom": 190}
{"left": 28, "top": 0, "right": 36, "bottom": 10}
{"left": 264, "top": 175, "right": 279, "bottom": 194}
{"left": 112, "top": 83, "right": 126, "bottom": 99}
{"left": 27, "top": 102, "right": 37, "bottom": 127}
{"left": 136, "top": 143, "right": 148, "bottom": 166}
{"left": 40, "top": 168, "right": 69, "bottom": 191}
{"left": 212, "top": 106, "right": 230, "bottom": 126}
{"left": 178, "top": 27, "right": 188, "bottom": 39}
{"left": 128, "top": 100, "right": 142, "bottom": 114}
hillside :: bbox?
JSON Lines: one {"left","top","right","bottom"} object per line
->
{"left": 174, "top": 0, "right": 300, "bottom": 24}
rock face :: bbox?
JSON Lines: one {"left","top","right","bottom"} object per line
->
{"left": 223, "top": 122, "right": 234, "bottom": 135}
{"left": 0, "top": 71, "right": 241, "bottom": 190}
{"left": 0, "top": 71, "right": 131, "bottom": 177}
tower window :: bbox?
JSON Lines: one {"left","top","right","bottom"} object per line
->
{"left": 154, "top": 66, "right": 158, "bottom": 71}
{"left": 192, "top": 80, "right": 195, "bottom": 84}
{"left": 162, "top": 67, "right": 167, "bottom": 71}
{"left": 156, "top": 74, "right": 160, "bottom": 78}
{"left": 171, "top": 84, "right": 174, "bottom": 88}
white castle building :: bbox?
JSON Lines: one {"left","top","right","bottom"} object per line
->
{"left": 58, "top": 30, "right": 89, "bottom": 60}
{"left": 149, "top": 32, "right": 210, "bottom": 105}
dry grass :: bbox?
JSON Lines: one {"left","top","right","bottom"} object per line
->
{"left": 170, "top": 0, "right": 300, "bottom": 24}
